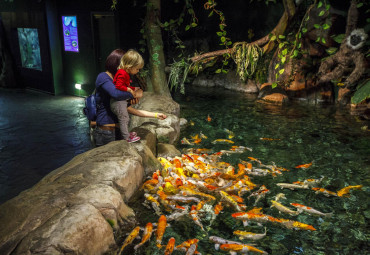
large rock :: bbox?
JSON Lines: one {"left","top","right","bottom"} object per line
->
{"left": 0, "top": 95, "right": 179, "bottom": 255}
{"left": 192, "top": 70, "right": 259, "bottom": 93}
{"left": 130, "top": 92, "right": 181, "bottom": 144}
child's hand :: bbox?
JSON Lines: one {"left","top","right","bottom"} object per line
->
{"left": 134, "top": 89, "right": 143, "bottom": 99}
{"left": 157, "top": 113, "right": 167, "bottom": 120}
{"left": 127, "top": 88, "right": 135, "bottom": 96}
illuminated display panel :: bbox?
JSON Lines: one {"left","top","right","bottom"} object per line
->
{"left": 62, "top": 16, "right": 79, "bottom": 52}
{"left": 17, "top": 28, "right": 42, "bottom": 71}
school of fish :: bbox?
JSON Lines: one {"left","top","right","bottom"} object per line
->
{"left": 117, "top": 120, "right": 363, "bottom": 254}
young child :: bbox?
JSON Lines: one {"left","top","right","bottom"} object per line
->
{"left": 110, "top": 49, "right": 144, "bottom": 143}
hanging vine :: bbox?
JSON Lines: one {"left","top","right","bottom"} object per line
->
{"left": 232, "top": 42, "right": 263, "bottom": 81}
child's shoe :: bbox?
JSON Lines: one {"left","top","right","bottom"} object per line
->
{"left": 129, "top": 132, "right": 137, "bottom": 138}
{"left": 127, "top": 136, "right": 140, "bottom": 143}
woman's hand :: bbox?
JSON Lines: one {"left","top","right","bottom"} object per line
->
{"left": 129, "top": 98, "right": 139, "bottom": 105}
{"left": 134, "top": 88, "right": 143, "bottom": 99}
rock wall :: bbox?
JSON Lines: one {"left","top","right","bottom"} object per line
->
{"left": 0, "top": 93, "right": 181, "bottom": 255}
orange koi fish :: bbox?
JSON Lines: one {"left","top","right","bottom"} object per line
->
{"left": 207, "top": 114, "right": 212, "bottom": 122}
{"left": 337, "top": 185, "right": 363, "bottom": 197}
{"left": 295, "top": 162, "right": 313, "bottom": 169}
{"left": 176, "top": 239, "right": 199, "bottom": 252}
{"left": 231, "top": 210, "right": 274, "bottom": 226}
{"left": 220, "top": 243, "right": 268, "bottom": 255}
{"left": 190, "top": 205, "right": 205, "bottom": 231}
{"left": 209, "top": 236, "right": 243, "bottom": 251}
{"left": 164, "top": 237, "right": 176, "bottom": 255}
{"left": 134, "top": 222, "right": 154, "bottom": 250}
{"left": 214, "top": 201, "right": 224, "bottom": 215}
{"left": 233, "top": 227, "right": 267, "bottom": 241}
{"left": 156, "top": 215, "right": 167, "bottom": 248}
{"left": 312, "top": 187, "right": 338, "bottom": 197}
{"left": 247, "top": 157, "right": 262, "bottom": 164}
{"left": 118, "top": 226, "right": 141, "bottom": 255}
{"left": 179, "top": 186, "right": 216, "bottom": 201}
{"left": 290, "top": 203, "right": 332, "bottom": 217}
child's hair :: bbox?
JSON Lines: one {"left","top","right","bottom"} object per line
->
{"left": 118, "top": 49, "right": 144, "bottom": 70}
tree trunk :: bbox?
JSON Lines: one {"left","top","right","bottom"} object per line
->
{"left": 144, "top": 0, "right": 171, "bottom": 97}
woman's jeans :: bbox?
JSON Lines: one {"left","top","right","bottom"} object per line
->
{"left": 92, "top": 127, "right": 121, "bottom": 147}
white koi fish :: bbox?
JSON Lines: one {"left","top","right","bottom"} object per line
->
{"left": 276, "top": 183, "right": 309, "bottom": 190}
{"left": 290, "top": 203, "right": 333, "bottom": 217}
{"left": 233, "top": 227, "right": 267, "bottom": 241}
{"left": 209, "top": 236, "right": 244, "bottom": 250}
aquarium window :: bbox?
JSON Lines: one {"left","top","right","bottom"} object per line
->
{"left": 62, "top": 16, "right": 79, "bottom": 52}
{"left": 17, "top": 28, "right": 42, "bottom": 71}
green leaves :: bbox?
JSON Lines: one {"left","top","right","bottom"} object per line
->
{"left": 351, "top": 79, "right": 370, "bottom": 104}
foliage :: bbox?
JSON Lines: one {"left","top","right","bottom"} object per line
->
{"left": 168, "top": 58, "right": 191, "bottom": 94}
{"left": 351, "top": 79, "right": 370, "bottom": 104}
{"left": 232, "top": 42, "right": 263, "bottom": 81}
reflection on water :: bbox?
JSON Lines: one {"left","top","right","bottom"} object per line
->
{"left": 127, "top": 86, "right": 369, "bottom": 255}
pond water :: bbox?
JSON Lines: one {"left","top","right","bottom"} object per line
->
{"left": 127, "top": 86, "right": 369, "bottom": 255}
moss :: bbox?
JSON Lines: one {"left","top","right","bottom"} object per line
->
{"left": 106, "top": 219, "right": 115, "bottom": 228}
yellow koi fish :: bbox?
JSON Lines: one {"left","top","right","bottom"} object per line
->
{"left": 233, "top": 227, "right": 267, "bottom": 241}
{"left": 134, "top": 222, "right": 154, "bottom": 250}
{"left": 312, "top": 187, "right": 338, "bottom": 197}
{"left": 276, "top": 183, "right": 309, "bottom": 190}
{"left": 219, "top": 190, "right": 243, "bottom": 212}
{"left": 156, "top": 215, "right": 167, "bottom": 248}
{"left": 181, "top": 137, "right": 194, "bottom": 145}
{"left": 260, "top": 137, "right": 281, "bottom": 141}
{"left": 164, "top": 237, "right": 176, "bottom": 255}
{"left": 290, "top": 203, "right": 333, "bottom": 217}
{"left": 271, "top": 200, "right": 299, "bottom": 216}
{"left": 280, "top": 219, "right": 316, "bottom": 231}
{"left": 337, "top": 185, "right": 363, "bottom": 197}
{"left": 224, "top": 128, "right": 235, "bottom": 139}
{"left": 212, "top": 139, "right": 235, "bottom": 144}
{"left": 118, "top": 226, "right": 141, "bottom": 255}
{"left": 220, "top": 243, "right": 268, "bottom": 255}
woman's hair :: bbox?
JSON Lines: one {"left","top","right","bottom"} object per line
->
{"left": 118, "top": 49, "right": 144, "bottom": 70}
{"left": 105, "top": 49, "right": 125, "bottom": 76}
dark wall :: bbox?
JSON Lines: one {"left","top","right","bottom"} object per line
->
{"left": 0, "top": 0, "right": 55, "bottom": 93}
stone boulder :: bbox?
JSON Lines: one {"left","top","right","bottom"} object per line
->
{"left": 0, "top": 95, "right": 180, "bottom": 255}
{"left": 130, "top": 92, "right": 181, "bottom": 144}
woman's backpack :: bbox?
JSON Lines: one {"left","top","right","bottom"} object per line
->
{"left": 83, "top": 90, "right": 97, "bottom": 121}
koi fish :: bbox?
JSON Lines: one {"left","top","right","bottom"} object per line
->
{"left": 207, "top": 115, "right": 212, "bottom": 122}
{"left": 209, "top": 236, "right": 243, "bottom": 250}
{"left": 166, "top": 207, "right": 189, "bottom": 222}
{"left": 176, "top": 239, "right": 199, "bottom": 252}
{"left": 233, "top": 227, "right": 267, "bottom": 241}
{"left": 231, "top": 210, "right": 273, "bottom": 226}
{"left": 260, "top": 137, "right": 281, "bottom": 141}
{"left": 214, "top": 201, "right": 224, "bottom": 215}
{"left": 248, "top": 185, "right": 270, "bottom": 205}
{"left": 224, "top": 128, "right": 235, "bottom": 139}
{"left": 276, "top": 183, "right": 309, "bottom": 190}
{"left": 219, "top": 190, "right": 243, "bottom": 212}
{"left": 186, "top": 243, "right": 198, "bottom": 255}
{"left": 134, "top": 222, "right": 153, "bottom": 250}
{"left": 280, "top": 219, "right": 316, "bottom": 231}
{"left": 156, "top": 215, "right": 167, "bottom": 248}
{"left": 290, "top": 203, "right": 333, "bottom": 217}
{"left": 181, "top": 137, "right": 194, "bottom": 145}
{"left": 164, "top": 237, "right": 176, "bottom": 255}
{"left": 179, "top": 186, "right": 216, "bottom": 201}
{"left": 302, "top": 177, "right": 324, "bottom": 187}
{"left": 166, "top": 195, "right": 201, "bottom": 204}
{"left": 212, "top": 139, "right": 235, "bottom": 144}
{"left": 312, "top": 187, "right": 338, "bottom": 197}
{"left": 118, "top": 226, "right": 141, "bottom": 255}
{"left": 220, "top": 243, "right": 268, "bottom": 255}
{"left": 295, "top": 162, "right": 313, "bottom": 169}
{"left": 270, "top": 200, "right": 299, "bottom": 216}
{"left": 337, "top": 185, "right": 363, "bottom": 197}
{"left": 190, "top": 205, "right": 205, "bottom": 231}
